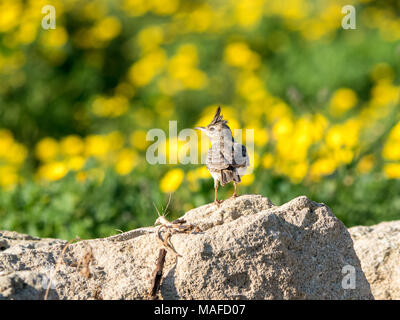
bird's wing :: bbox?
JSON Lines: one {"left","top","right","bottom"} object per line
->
{"left": 206, "top": 146, "right": 229, "bottom": 171}
{"left": 231, "top": 143, "right": 249, "bottom": 168}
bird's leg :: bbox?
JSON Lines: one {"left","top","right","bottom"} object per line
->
{"left": 230, "top": 182, "right": 239, "bottom": 198}
{"left": 214, "top": 181, "right": 223, "bottom": 205}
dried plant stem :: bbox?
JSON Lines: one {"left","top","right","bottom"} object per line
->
{"left": 148, "top": 248, "right": 167, "bottom": 300}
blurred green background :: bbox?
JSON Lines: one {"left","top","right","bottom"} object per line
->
{"left": 1, "top": 0, "right": 400, "bottom": 240}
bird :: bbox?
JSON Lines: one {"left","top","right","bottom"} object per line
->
{"left": 195, "top": 106, "right": 249, "bottom": 205}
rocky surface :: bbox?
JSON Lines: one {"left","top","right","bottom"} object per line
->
{"left": 349, "top": 221, "right": 400, "bottom": 300}
{"left": 0, "top": 194, "right": 373, "bottom": 300}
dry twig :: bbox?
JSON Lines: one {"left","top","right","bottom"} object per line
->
{"left": 148, "top": 248, "right": 167, "bottom": 300}
{"left": 147, "top": 196, "right": 201, "bottom": 299}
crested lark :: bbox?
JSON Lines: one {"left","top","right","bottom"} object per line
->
{"left": 195, "top": 106, "right": 249, "bottom": 205}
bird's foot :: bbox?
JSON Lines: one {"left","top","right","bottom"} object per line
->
{"left": 214, "top": 199, "right": 224, "bottom": 206}
{"left": 230, "top": 193, "right": 239, "bottom": 199}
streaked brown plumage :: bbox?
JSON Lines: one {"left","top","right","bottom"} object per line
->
{"left": 195, "top": 106, "right": 249, "bottom": 205}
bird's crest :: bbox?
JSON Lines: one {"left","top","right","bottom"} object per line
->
{"left": 209, "top": 106, "right": 228, "bottom": 126}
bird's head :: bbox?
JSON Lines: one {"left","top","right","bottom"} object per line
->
{"left": 195, "top": 106, "right": 232, "bottom": 142}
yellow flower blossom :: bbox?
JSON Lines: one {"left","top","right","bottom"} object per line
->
{"left": 266, "top": 101, "right": 293, "bottom": 123}
{"left": 237, "top": 73, "right": 266, "bottom": 102}
{"left": 15, "top": 21, "right": 38, "bottom": 45}
{"left": 84, "top": 135, "right": 110, "bottom": 158}
{"left": 107, "top": 131, "right": 125, "bottom": 151}
{"left": 130, "top": 130, "right": 150, "bottom": 151}
{"left": 115, "top": 149, "right": 138, "bottom": 175}
{"left": 309, "top": 158, "right": 337, "bottom": 181}
{"left": 384, "top": 163, "right": 400, "bottom": 179}
{"left": 92, "top": 95, "right": 129, "bottom": 118}
{"left": 262, "top": 153, "right": 274, "bottom": 169}
{"left": 128, "top": 49, "right": 166, "bottom": 87}
{"left": 137, "top": 26, "right": 164, "bottom": 53}
{"left": 382, "top": 141, "right": 400, "bottom": 161}
{"left": 0, "top": 166, "right": 19, "bottom": 188}
{"left": 253, "top": 128, "right": 269, "bottom": 147}
{"left": 329, "top": 88, "right": 358, "bottom": 116}
{"left": 40, "top": 27, "right": 68, "bottom": 48}
{"left": 290, "top": 162, "right": 309, "bottom": 183}
{"left": 76, "top": 171, "right": 87, "bottom": 182}
{"left": 0, "top": 1, "right": 22, "bottom": 32}
{"left": 234, "top": 0, "right": 264, "bottom": 28}
{"left": 149, "top": 0, "right": 179, "bottom": 15}
{"left": 35, "top": 137, "right": 59, "bottom": 162}
{"left": 197, "top": 166, "right": 210, "bottom": 179}
{"left": 167, "top": 44, "right": 208, "bottom": 90}
{"left": 370, "top": 63, "right": 395, "bottom": 83}
{"left": 67, "top": 156, "right": 86, "bottom": 171}
{"left": 357, "top": 155, "right": 375, "bottom": 174}
{"left": 370, "top": 81, "right": 399, "bottom": 107}
{"left": 123, "top": 0, "right": 149, "bottom": 16}
{"left": 224, "top": 42, "right": 260, "bottom": 69}
{"left": 38, "top": 161, "right": 68, "bottom": 181}
{"left": 241, "top": 173, "right": 254, "bottom": 186}
{"left": 325, "top": 119, "right": 361, "bottom": 150}
{"left": 185, "top": 4, "right": 214, "bottom": 32}
{"left": 272, "top": 116, "right": 294, "bottom": 139}
{"left": 160, "top": 168, "right": 184, "bottom": 193}
{"left": 81, "top": 1, "right": 107, "bottom": 20}
{"left": 92, "top": 16, "right": 121, "bottom": 42}
{"left": 60, "top": 135, "right": 84, "bottom": 156}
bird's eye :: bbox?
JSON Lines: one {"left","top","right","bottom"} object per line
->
{"left": 209, "top": 127, "right": 215, "bottom": 131}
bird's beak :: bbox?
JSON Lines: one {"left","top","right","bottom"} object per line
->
{"left": 194, "top": 126, "right": 206, "bottom": 132}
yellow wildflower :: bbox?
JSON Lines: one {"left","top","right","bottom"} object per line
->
{"left": 272, "top": 116, "right": 294, "bottom": 139}
{"left": 40, "top": 27, "right": 68, "bottom": 48}
{"left": 60, "top": 135, "right": 84, "bottom": 156}
{"left": 84, "top": 135, "right": 110, "bottom": 158}
{"left": 384, "top": 163, "right": 400, "bottom": 179}
{"left": 253, "top": 128, "right": 269, "bottom": 147}
{"left": 115, "top": 149, "right": 138, "bottom": 175}
{"left": 261, "top": 153, "right": 274, "bottom": 169}
{"left": 92, "top": 17, "right": 121, "bottom": 42}
{"left": 35, "top": 137, "right": 59, "bottom": 162}
{"left": 76, "top": 171, "right": 87, "bottom": 182}
{"left": 137, "top": 26, "right": 164, "bottom": 53}
{"left": 329, "top": 88, "right": 358, "bottom": 116}
{"left": 382, "top": 141, "right": 400, "bottom": 161}
{"left": 241, "top": 173, "right": 254, "bottom": 186}
{"left": 128, "top": 49, "right": 166, "bottom": 87}
{"left": 67, "top": 156, "right": 86, "bottom": 171}
{"left": 160, "top": 168, "right": 184, "bottom": 193}
{"left": 309, "top": 158, "right": 337, "bottom": 180}
{"left": 38, "top": 162, "right": 68, "bottom": 181}
{"left": 234, "top": 0, "right": 264, "bottom": 28}
{"left": 196, "top": 166, "right": 210, "bottom": 179}
{"left": 130, "top": 130, "right": 149, "bottom": 151}
{"left": 370, "top": 63, "right": 395, "bottom": 83}
{"left": 224, "top": 42, "right": 260, "bottom": 69}
{"left": 0, "top": 166, "right": 19, "bottom": 188}
{"left": 290, "top": 162, "right": 309, "bottom": 183}
{"left": 107, "top": 131, "right": 125, "bottom": 151}
{"left": 149, "top": 0, "right": 179, "bottom": 15}
{"left": 356, "top": 155, "right": 375, "bottom": 174}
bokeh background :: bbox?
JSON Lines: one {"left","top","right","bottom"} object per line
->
{"left": 0, "top": 0, "right": 399, "bottom": 239}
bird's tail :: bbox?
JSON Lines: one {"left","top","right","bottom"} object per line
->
{"left": 221, "top": 168, "right": 241, "bottom": 186}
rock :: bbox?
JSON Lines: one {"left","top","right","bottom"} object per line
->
{"left": 0, "top": 194, "right": 373, "bottom": 300}
{"left": 349, "top": 221, "right": 400, "bottom": 300}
